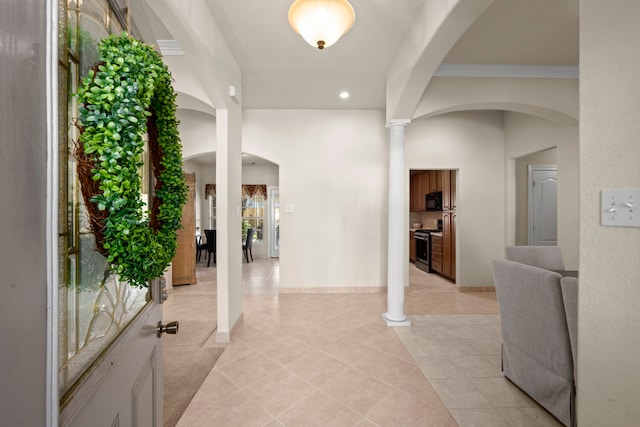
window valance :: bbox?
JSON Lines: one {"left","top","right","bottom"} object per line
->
{"left": 205, "top": 184, "right": 268, "bottom": 199}
{"left": 242, "top": 185, "right": 267, "bottom": 198}
{"left": 205, "top": 184, "right": 216, "bottom": 199}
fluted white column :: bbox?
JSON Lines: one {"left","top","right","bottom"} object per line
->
{"left": 383, "top": 119, "right": 411, "bottom": 326}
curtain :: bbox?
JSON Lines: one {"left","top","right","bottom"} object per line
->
{"left": 242, "top": 185, "right": 267, "bottom": 198}
{"left": 205, "top": 184, "right": 268, "bottom": 199}
{"left": 204, "top": 184, "right": 216, "bottom": 199}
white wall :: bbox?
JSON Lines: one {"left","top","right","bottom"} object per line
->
{"left": 243, "top": 109, "right": 389, "bottom": 289}
{"left": 504, "top": 112, "right": 580, "bottom": 269}
{"left": 243, "top": 164, "right": 279, "bottom": 186}
{"left": 164, "top": 56, "right": 215, "bottom": 115}
{"left": 178, "top": 109, "right": 216, "bottom": 159}
{"left": 405, "top": 111, "right": 506, "bottom": 287}
{"left": 179, "top": 109, "right": 217, "bottom": 233}
{"left": 579, "top": 2, "right": 640, "bottom": 424}
{"left": 180, "top": 108, "right": 578, "bottom": 291}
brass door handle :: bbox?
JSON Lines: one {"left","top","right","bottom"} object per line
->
{"left": 157, "top": 321, "right": 179, "bottom": 337}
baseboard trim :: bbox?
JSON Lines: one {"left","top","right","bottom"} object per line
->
{"left": 278, "top": 286, "right": 386, "bottom": 294}
{"left": 215, "top": 313, "right": 244, "bottom": 344}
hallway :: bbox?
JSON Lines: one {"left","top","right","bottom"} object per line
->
{"left": 168, "top": 260, "right": 560, "bottom": 427}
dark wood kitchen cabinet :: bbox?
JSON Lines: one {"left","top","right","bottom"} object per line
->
{"left": 441, "top": 169, "right": 456, "bottom": 281}
{"left": 410, "top": 173, "right": 422, "bottom": 211}
{"left": 413, "top": 170, "right": 455, "bottom": 211}
{"left": 450, "top": 170, "right": 456, "bottom": 210}
{"left": 430, "top": 233, "right": 443, "bottom": 273}
{"left": 440, "top": 169, "right": 456, "bottom": 210}
{"left": 428, "top": 170, "right": 438, "bottom": 193}
{"left": 410, "top": 171, "right": 432, "bottom": 211}
{"left": 431, "top": 225, "right": 455, "bottom": 281}
{"left": 409, "top": 231, "right": 416, "bottom": 262}
{"left": 442, "top": 211, "right": 456, "bottom": 281}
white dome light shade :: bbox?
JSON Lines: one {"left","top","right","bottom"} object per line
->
{"left": 288, "top": 0, "right": 355, "bottom": 50}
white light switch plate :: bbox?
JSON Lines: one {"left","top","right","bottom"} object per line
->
{"left": 601, "top": 187, "right": 640, "bottom": 227}
{"left": 285, "top": 204, "right": 295, "bottom": 213}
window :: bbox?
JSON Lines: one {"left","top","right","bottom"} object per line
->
{"left": 209, "top": 192, "right": 216, "bottom": 229}
{"left": 203, "top": 184, "right": 267, "bottom": 241}
{"left": 58, "top": 0, "right": 148, "bottom": 399}
{"left": 242, "top": 193, "right": 265, "bottom": 241}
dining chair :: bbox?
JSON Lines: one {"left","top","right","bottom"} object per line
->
{"left": 204, "top": 229, "right": 217, "bottom": 267}
{"left": 196, "top": 235, "right": 207, "bottom": 262}
{"left": 243, "top": 228, "right": 255, "bottom": 263}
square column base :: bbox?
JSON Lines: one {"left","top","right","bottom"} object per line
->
{"left": 382, "top": 313, "right": 411, "bottom": 327}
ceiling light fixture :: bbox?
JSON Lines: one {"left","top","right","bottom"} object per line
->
{"left": 288, "top": 0, "right": 355, "bottom": 50}
{"left": 339, "top": 91, "right": 350, "bottom": 99}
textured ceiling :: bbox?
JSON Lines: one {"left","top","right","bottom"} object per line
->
{"left": 137, "top": 0, "right": 578, "bottom": 167}
{"left": 143, "top": 0, "right": 578, "bottom": 110}
{"left": 198, "top": 0, "right": 578, "bottom": 110}
{"left": 202, "top": 0, "right": 426, "bottom": 109}
{"left": 444, "top": 0, "right": 579, "bottom": 65}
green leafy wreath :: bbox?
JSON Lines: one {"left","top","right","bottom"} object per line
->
{"left": 75, "top": 33, "right": 187, "bottom": 288}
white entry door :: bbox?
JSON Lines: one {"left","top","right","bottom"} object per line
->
{"left": 528, "top": 165, "right": 558, "bottom": 246}
{"left": 60, "top": 280, "right": 167, "bottom": 427}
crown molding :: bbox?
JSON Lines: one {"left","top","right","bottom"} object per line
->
{"left": 434, "top": 63, "right": 578, "bottom": 79}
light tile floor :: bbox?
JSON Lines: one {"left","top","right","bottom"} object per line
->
{"left": 173, "top": 259, "right": 562, "bottom": 427}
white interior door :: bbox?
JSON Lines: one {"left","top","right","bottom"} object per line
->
{"left": 60, "top": 280, "right": 167, "bottom": 427}
{"left": 528, "top": 165, "right": 558, "bottom": 245}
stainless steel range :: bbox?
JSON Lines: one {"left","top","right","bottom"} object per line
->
{"left": 414, "top": 224, "right": 442, "bottom": 273}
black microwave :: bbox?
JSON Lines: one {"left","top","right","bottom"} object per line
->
{"left": 425, "top": 192, "right": 443, "bottom": 211}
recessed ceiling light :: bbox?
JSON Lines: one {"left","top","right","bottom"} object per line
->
{"left": 339, "top": 91, "right": 350, "bottom": 99}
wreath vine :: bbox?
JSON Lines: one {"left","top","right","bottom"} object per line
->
{"left": 75, "top": 33, "right": 187, "bottom": 288}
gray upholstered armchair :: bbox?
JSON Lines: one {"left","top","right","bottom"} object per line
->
{"left": 560, "top": 276, "right": 578, "bottom": 379}
{"left": 492, "top": 259, "right": 575, "bottom": 426}
{"left": 505, "top": 245, "right": 565, "bottom": 271}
